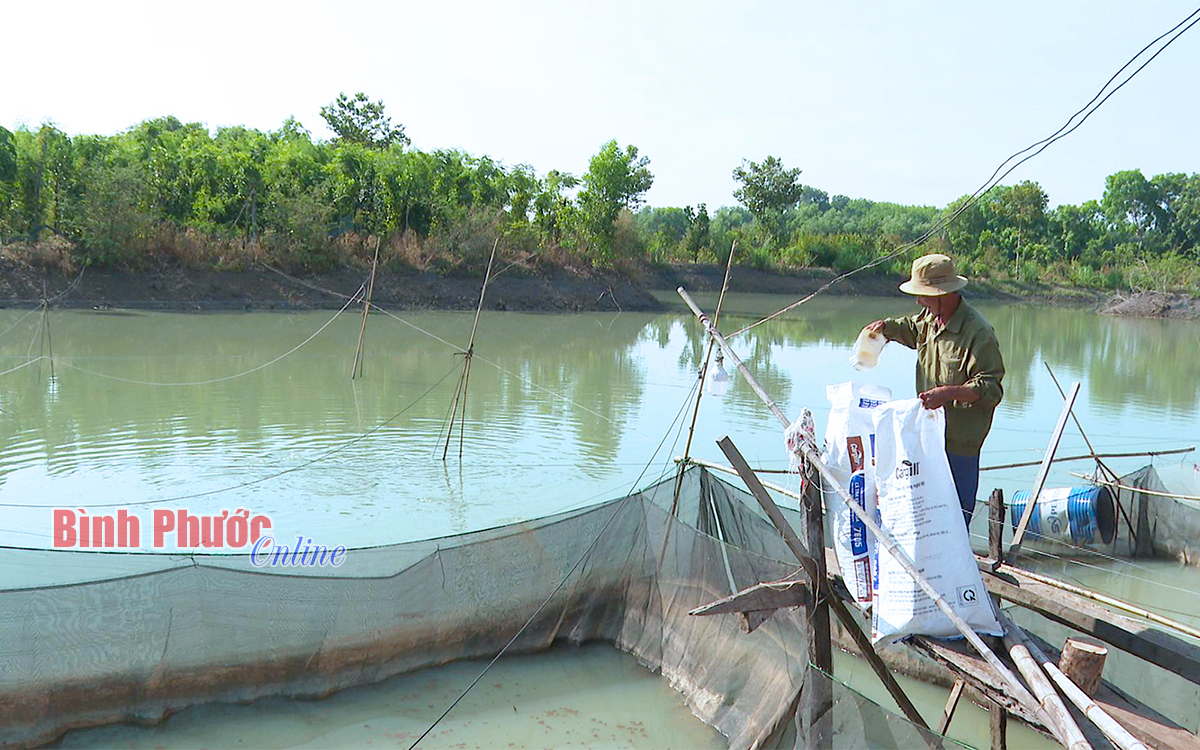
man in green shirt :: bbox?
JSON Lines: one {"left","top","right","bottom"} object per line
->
{"left": 865, "top": 253, "right": 1005, "bottom": 525}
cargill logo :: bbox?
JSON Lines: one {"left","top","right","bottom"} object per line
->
{"left": 895, "top": 460, "right": 920, "bottom": 479}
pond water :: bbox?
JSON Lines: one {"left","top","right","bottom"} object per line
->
{"left": 2, "top": 292, "right": 1198, "bottom": 747}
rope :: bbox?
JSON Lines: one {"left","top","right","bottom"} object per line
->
{"left": 0, "top": 356, "right": 47, "bottom": 378}
{"left": 408, "top": 383, "right": 701, "bottom": 748}
{"left": 0, "top": 360, "right": 461, "bottom": 510}
{"left": 54, "top": 284, "right": 364, "bottom": 387}
{"left": 0, "top": 305, "right": 43, "bottom": 342}
{"left": 730, "top": 6, "right": 1200, "bottom": 339}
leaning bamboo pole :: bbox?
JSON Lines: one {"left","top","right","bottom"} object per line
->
{"left": 351, "top": 239, "right": 381, "bottom": 379}
{"left": 675, "top": 287, "right": 1058, "bottom": 737}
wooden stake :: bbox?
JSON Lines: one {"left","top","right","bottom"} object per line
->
{"left": 937, "top": 679, "right": 966, "bottom": 735}
{"left": 988, "top": 488, "right": 1004, "bottom": 567}
{"left": 1009, "top": 381, "right": 1080, "bottom": 557}
{"left": 41, "top": 279, "right": 54, "bottom": 379}
{"left": 989, "top": 700, "right": 1008, "bottom": 750}
{"left": 441, "top": 237, "right": 500, "bottom": 461}
{"left": 351, "top": 239, "right": 381, "bottom": 379}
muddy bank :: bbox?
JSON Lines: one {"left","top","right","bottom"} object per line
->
{"left": 0, "top": 260, "right": 924, "bottom": 313}
{"left": 1099, "top": 291, "right": 1200, "bottom": 320}
{"left": 0, "top": 258, "right": 1192, "bottom": 318}
{"left": 0, "top": 259, "right": 661, "bottom": 313}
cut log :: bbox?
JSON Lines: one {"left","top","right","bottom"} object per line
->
{"left": 1060, "top": 638, "right": 1108, "bottom": 696}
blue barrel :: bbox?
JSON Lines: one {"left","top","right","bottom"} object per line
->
{"left": 1010, "top": 486, "right": 1116, "bottom": 546}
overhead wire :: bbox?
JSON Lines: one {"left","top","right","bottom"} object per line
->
{"left": 729, "top": 6, "right": 1200, "bottom": 339}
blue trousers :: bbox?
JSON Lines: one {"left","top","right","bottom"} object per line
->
{"left": 947, "top": 454, "right": 980, "bottom": 528}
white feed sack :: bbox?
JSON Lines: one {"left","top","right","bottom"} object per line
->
{"left": 821, "top": 382, "right": 891, "bottom": 608}
{"left": 871, "top": 399, "right": 1002, "bottom": 643}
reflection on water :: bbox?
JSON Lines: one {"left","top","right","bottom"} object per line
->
{"left": 3, "top": 295, "right": 1200, "bottom": 743}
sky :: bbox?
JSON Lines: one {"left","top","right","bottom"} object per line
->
{"left": 4, "top": 1, "right": 1198, "bottom": 211}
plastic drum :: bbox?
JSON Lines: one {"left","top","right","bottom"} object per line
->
{"left": 1010, "top": 486, "right": 1116, "bottom": 546}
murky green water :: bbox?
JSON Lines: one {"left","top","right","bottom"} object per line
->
{"left": 3, "top": 293, "right": 1198, "bottom": 747}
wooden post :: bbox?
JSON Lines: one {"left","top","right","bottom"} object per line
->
{"left": 716, "top": 438, "right": 831, "bottom": 745}
{"left": 1059, "top": 639, "right": 1107, "bottom": 696}
{"left": 988, "top": 488, "right": 1004, "bottom": 567}
{"left": 989, "top": 700, "right": 1008, "bottom": 750}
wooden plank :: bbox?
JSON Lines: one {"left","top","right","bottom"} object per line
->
{"left": 1009, "top": 381, "right": 1080, "bottom": 556}
{"left": 981, "top": 569, "right": 1200, "bottom": 687}
{"left": 689, "top": 578, "right": 810, "bottom": 617}
{"left": 937, "top": 679, "right": 966, "bottom": 735}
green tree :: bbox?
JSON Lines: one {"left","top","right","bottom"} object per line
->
{"left": 577, "top": 140, "right": 653, "bottom": 260}
{"left": 0, "top": 127, "right": 17, "bottom": 235}
{"left": 990, "top": 180, "right": 1048, "bottom": 269}
{"left": 732, "top": 155, "right": 804, "bottom": 246}
{"left": 320, "top": 92, "right": 410, "bottom": 150}
{"left": 1101, "top": 169, "right": 1163, "bottom": 244}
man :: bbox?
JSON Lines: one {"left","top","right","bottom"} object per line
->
{"left": 866, "top": 253, "right": 1004, "bottom": 526}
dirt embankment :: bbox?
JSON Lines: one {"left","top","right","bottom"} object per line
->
{"left": 1099, "top": 292, "right": 1200, "bottom": 319}
{"left": 0, "top": 258, "right": 1193, "bottom": 318}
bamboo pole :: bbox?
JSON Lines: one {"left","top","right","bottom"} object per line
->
{"left": 1045, "top": 362, "right": 1140, "bottom": 545}
{"left": 1006, "top": 563, "right": 1200, "bottom": 642}
{"left": 441, "top": 237, "right": 500, "bottom": 461}
{"left": 980, "top": 447, "right": 1194, "bottom": 472}
{"left": 351, "top": 239, "right": 381, "bottom": 379}
{"left": 675, "top": 241, "right": 737, "bottom": 488}
{"left": 1069, "top": 472, "right": 1200, "bottom": 503}
{"left": 1001, "top": 616, "right": 1092, "bottom": 750}
{"left": 41, "top": 280, "right": 54, "bottom": 379}
{"left": 675, "top": 287, "right": 1052, "bottom": 731}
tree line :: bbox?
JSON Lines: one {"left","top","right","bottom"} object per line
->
{"left": 1, "top": 93, "right": 1197, "bottom": 292}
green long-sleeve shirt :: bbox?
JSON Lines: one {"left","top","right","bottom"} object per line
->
{"left": 881, "top": 298, "right": 1005, "bottom": 456}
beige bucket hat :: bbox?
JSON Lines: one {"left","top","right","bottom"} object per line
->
{"left": 899, "top": 253, "right": 968, "bottom": 296}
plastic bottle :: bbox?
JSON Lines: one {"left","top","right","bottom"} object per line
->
{"left": 849, "top": 328, "right": 886, "bottom": 370}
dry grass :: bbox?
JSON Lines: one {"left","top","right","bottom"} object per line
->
{"left": 0, "top": 237, "right": 76, "bottom": 275}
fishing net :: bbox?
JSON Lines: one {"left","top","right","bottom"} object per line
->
{"left": 0, "top": 466, "right": 944, "bottom": 748}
